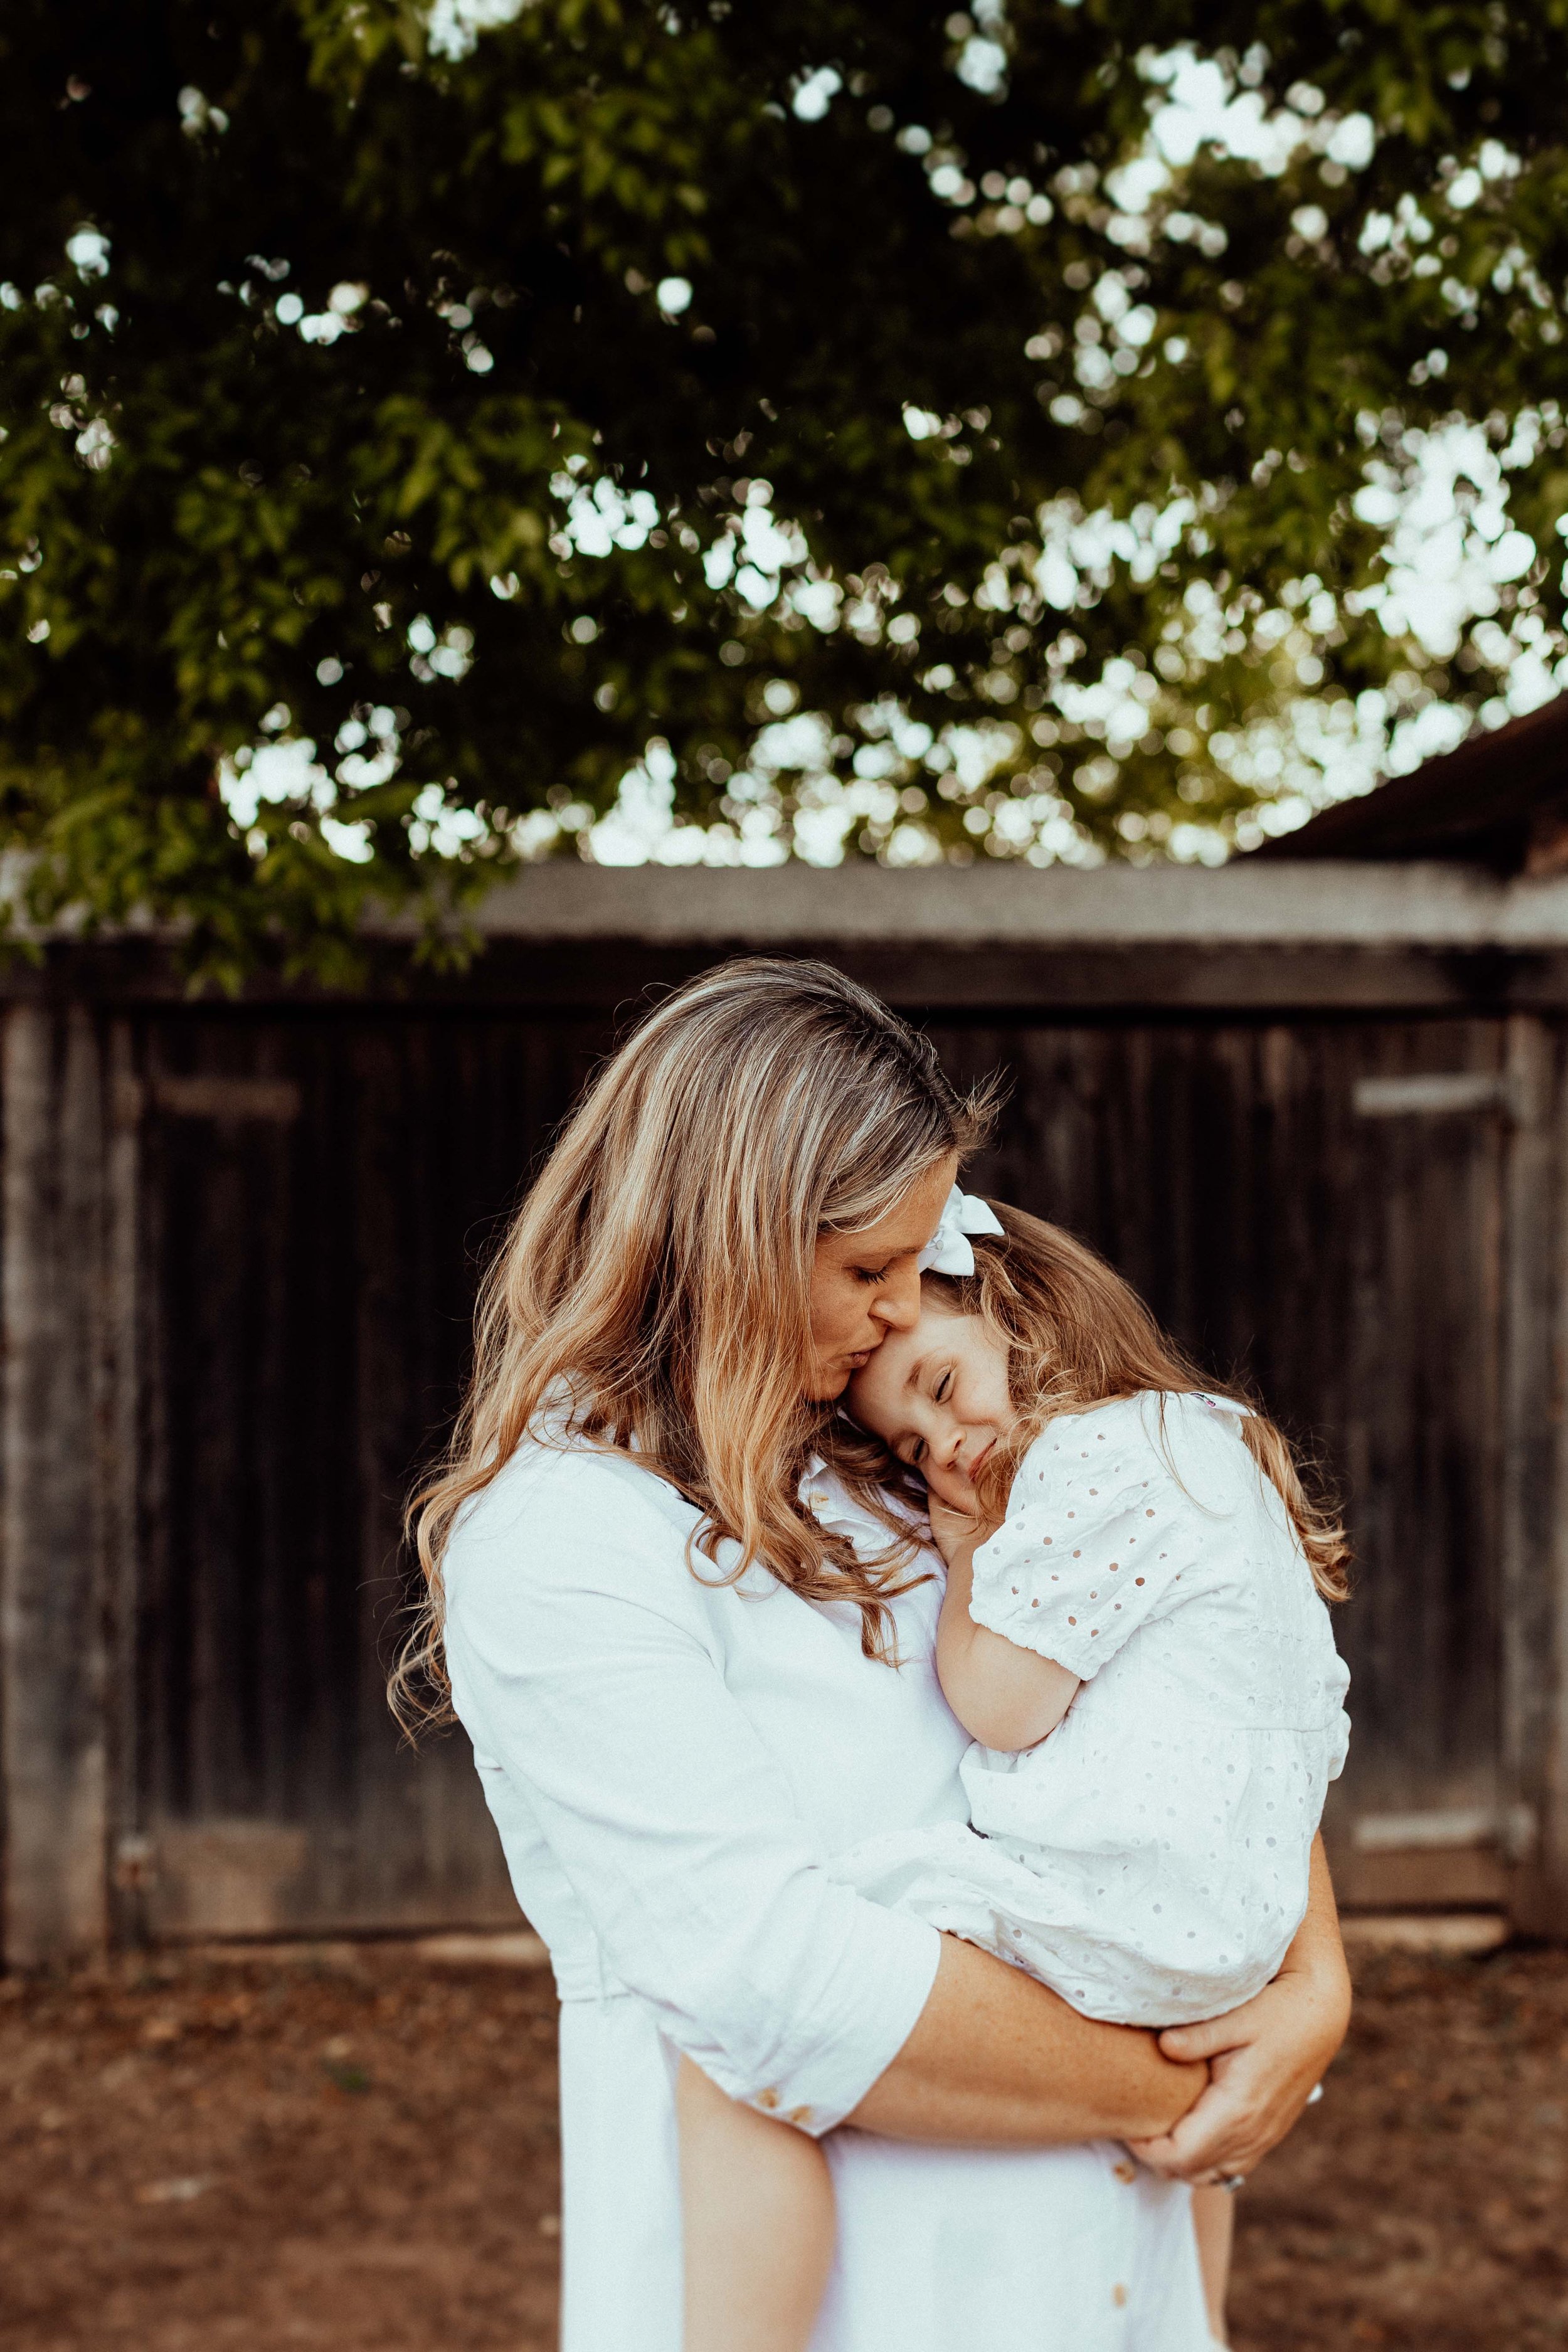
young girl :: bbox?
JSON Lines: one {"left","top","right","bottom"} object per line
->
{"left": 677, "top": 1191, "right": 1351, "bottom": 2352}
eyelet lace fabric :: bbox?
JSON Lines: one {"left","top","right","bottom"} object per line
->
{"left": 829, "top": 1392, "right": 1351, "bottom": 2026}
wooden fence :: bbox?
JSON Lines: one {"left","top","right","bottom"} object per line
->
{"left": 6, "top": 861, "right": 1568, "bottom": 1963}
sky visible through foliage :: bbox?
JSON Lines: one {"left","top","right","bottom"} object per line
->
{"left": 589, "top": 35, "right": 1568, "bottom": 874}
{"left": 4, "top": 3, "right": 1568, "bottom": 976}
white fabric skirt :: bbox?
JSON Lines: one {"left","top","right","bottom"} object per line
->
{"left": 558, "top": 1995, "right": 1211, "bottom": 2352}
{"left": 818, "top": 2128, "right": 1209, "bottom": 2352}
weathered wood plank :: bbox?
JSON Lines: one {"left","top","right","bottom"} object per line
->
{"left": 1505, "top": 1019, "right": 1568, "bottom": 1932}
{"left": 130, "top": 1012, "right": 614, "bottom": 1936}
{"left": 102, "top": 1024, "right": 144, "bottom": 1946}
{"left": 1, "top": 1008, "right": 112, "bottom": 1964}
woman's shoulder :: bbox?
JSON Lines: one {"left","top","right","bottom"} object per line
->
{"left": 446, "top": 1433, "right": 706, "bottom": 1609}
{"left": 442, "top": 1438, "right": 746, "bottom": 1692}
{"left": 471, "top": 1428, "right": 694, "bottom": 1518}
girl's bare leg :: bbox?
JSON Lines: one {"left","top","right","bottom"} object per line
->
{"left": 677, "top": 2055, "right": 837, "bottom": 2352}
{"left": 1190, "top": 2184, "right": 1235, "bottom": 2345}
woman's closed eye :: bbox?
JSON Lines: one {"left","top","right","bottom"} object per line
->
{"left": 852, "top": 1263, "right": 891, "bottom": 1286}
{"left": 932, "top": 1367, "right": 952, "bottom": 1404}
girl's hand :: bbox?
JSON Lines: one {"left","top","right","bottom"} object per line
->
{"left": 1124, "top": 1862, "right": 1350, "bottom": 2181}
{"left": 925, "top": 1493, "right": 981, "bottom": 1565}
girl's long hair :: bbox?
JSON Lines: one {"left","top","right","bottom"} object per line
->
{"left": 390, "top": 958, "right": 995, "bottom": 1724}
{"left": 825, "top": 1202, "right": 1351, "bottom": 1603}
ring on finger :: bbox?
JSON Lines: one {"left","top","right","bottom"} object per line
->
{"left": 1219, "top": 2173, "right": 1247, "bottom": 2193}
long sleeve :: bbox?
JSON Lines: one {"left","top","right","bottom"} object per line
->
{"left": 443, "top": 1444, "right": 942, "bottom": 2135}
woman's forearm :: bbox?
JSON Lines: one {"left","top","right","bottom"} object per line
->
{"left": 853, "top": 1836, "right": 1347, "bottom": 2158}
{"left": 846, "top": 1932, "right": 1207, "bottom": 2145}
{"left": 1282, "top": 1833, "right": 1352, "bottom": 2026}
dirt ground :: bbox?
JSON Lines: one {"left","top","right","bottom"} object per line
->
{"left": 3, "top": 1934, "right": 1567, "bottom": 2351}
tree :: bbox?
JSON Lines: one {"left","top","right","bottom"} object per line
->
{"left": 4, "top": 1, "right": 1567, "bottom": 979}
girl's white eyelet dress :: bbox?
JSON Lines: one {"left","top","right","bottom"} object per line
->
{"left": 827, "top": 1390, "right": 1352, "bottom": 2028}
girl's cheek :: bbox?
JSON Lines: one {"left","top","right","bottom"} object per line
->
{"left": 925, "top": 1459, "right": 972, "bottom": 1512}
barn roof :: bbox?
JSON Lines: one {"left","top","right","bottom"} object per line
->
{"left": 1258, "top": 691, "right": 1568, "bottom": 871}
{"left": 16, "top": 857, "right": 1568, "bottom": 1015}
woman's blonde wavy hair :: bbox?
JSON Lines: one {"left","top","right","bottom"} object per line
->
{"left": 824, "top": 1201, "right": 1352, "bottom": 1604}
{"left": 390, "top": 957, "right": 995, "bottom": 1723}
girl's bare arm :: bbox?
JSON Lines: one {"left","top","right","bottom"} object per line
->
{"left": 932, "top": 1513, "right": 1079, "bottom": 1752}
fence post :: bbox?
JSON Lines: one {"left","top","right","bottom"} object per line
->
{"left": 1502, "top": 1014, "right": 1568, "bottom": 1932}
{"left": 0, "top": 1004, "right": 122, "bottom": 1966}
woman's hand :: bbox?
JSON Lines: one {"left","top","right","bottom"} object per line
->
{"left": 1125, "top": 1836, "right": 1351, "bottom": 2183}
{"left": 1124, "top": 1976, "right": 1337, "bottom": 2181}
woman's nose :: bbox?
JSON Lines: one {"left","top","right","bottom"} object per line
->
{"left": 873, "top": 1261, "right": 922, "bottom": 1332}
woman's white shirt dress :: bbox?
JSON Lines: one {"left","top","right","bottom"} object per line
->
{"left": 443, "top": 1434, "right": 1211, "bottom": 2352}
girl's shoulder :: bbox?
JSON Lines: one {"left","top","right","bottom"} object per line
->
{"left": 1009, "top": 1389, "right": 1254, "bottom": 1517}
{"left": 977, "top": 1392, "right": 1259, "bottom": 1675}
{"left": 1013, "top": 1387, "right": 1172, "bottom": 1471}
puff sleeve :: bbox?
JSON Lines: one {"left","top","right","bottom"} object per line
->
{"left": 968, "top": 1394, "right": 1217, "bottom": 1678}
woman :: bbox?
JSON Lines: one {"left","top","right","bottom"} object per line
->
{"left": 397, "top": 958, "right": 1349, "bottom": 2352}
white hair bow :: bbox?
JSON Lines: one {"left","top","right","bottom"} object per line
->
{"left": 918, "top": 1185, "right": 1004, "bottom": 1278}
